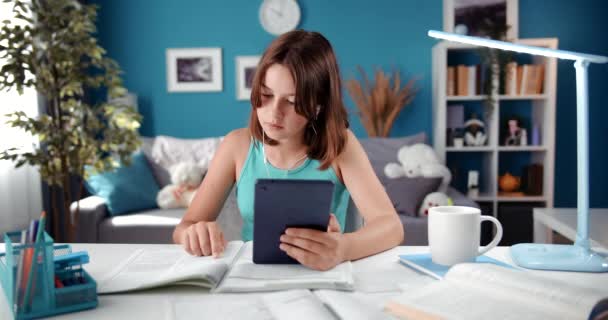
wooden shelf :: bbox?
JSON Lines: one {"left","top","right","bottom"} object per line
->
{"left": 496, "top": 195, "right": 546, "bottom": 202}
{"left": 498, "top": 146, "right": 547, "bottom": 152}
{"left": 446, "top": 94, "right": 547, "bottom": 101}
{"left": 500, "top": 94, "right": 547, "bottom": 100}
{"left": 447, "top": 95, "right": 484, "bottom": 101}
{"left": 446, "top": 146, "right": 493, "bottom": 152}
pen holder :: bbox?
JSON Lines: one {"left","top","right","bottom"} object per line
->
{"left": 0, "top": 231, "right": 98, "bottom": 320}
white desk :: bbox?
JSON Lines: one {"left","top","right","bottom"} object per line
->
{"left": 533, "top": 208, "right": 608, "bottom": 249}
{"left": 1, "top": 243, "right": 607, "bottom": 319}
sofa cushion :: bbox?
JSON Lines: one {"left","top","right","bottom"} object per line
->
{"left": 98, "top": 187, "right": 243, "bottom": 243}
{"left": 360, "top": 133, "right": 442, "bottom": 216}
{"left": 141, "top": 135, "right": 223, "bottom": 188}
{"left": 383, "top": 177, "right": 442, "bottom": 217}
{"left": 85, "top": 152, "right": 160, "bottom": 216}
{"left": 98, "top": 208, "right": 183, "bottom": 243}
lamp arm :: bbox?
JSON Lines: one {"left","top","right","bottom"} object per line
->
{"left": 574, "top": 59, "right": 590, "bottom": 249}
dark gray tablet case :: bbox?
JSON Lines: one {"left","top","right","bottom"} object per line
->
{"left": 253, "top": 179, "right": 335, "bottom": 264}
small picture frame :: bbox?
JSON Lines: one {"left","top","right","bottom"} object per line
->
{"left": 166, "top": 48, "right": 223, "bottom": 92}
{"left": 443, "top": 0, "right": 518, "bottom": 40}
{"left": 236, "top": 55, "right": 261, "bottom": 100}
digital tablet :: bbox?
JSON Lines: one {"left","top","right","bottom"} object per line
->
{"left": 253, "top": 179, "right": 335, "bottom": 264}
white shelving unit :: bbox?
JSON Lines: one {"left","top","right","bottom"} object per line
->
{"left": 432, "top": 38, "right": 558, "bottom": 217}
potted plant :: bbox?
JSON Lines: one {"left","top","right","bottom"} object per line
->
{"left": 0, "top": 0, "right": 142, "bottom": 241}
{"left": 345, "top": 66, "right": 417, "bottom": 137}
{"left": 476, "top": 18, "right": 513, "bottom": 120}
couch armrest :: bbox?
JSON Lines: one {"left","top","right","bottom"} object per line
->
{"left": 70, "top": 196, "right": 108, "bottom": 243}
{"left": 446, "top": 187, "right": 480, "bottom": 209}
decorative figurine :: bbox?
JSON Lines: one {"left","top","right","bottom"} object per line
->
{"left": 504, "top": 117, "right": 523, "bottom": 146}
{"left": 463, "top": 113, "right": 487, "bottom": 146}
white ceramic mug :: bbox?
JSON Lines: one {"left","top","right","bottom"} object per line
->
{"left": 428, "top": 206, "right": 503, "bottom": 266}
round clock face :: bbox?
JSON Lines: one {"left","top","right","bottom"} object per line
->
{"left": 259, "top": 0, "right": 301, "bottom": 36}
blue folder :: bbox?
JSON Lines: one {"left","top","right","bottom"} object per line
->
{"left": 399, "top": 253, "right": 515, "bottom": 279}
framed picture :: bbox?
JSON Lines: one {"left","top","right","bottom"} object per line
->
{"left": 443, "top": 0, "right": 518, "bottom": 40}
{"left": 236, "top": 55, "right": 261, "bottom": 100}
{"left": 166, "top": 48, "right": 222, "bottom": 92}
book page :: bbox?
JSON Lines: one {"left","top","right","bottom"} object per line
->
{"left": 387, "top": 264, "right": 606, "bottom": 319}
{"left": 97, "top": 241, "right": 243, "bottom": 293}
{"left": 388, "top": 280, "right": 560, "bottom": 320}
{"left": 445, "top": 264, "right": 606, "bottom": 318}
{"left": 215, "top": 242, "right": 354, "bottom": 293}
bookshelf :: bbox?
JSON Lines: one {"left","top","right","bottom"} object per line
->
{"left": 432, "top": 38, "right": 558, "bottom": 218}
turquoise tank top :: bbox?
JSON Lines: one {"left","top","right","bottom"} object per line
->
{"left": 236, "top": 139, "right": 350, "bottom": 241}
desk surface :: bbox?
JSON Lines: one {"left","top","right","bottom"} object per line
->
{"left": 1, "top": 243, "right": 607, "bottom": 319}
{"left": 534, "top": 208, "right": 608, "bottom": 248}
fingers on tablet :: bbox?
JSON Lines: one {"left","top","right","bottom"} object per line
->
{"left": 327, "top": 213, "right": 340, "bottom": 232}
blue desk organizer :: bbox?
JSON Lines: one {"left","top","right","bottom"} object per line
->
{"left": 0, "top": 231, "right": 98, "bottom": 319}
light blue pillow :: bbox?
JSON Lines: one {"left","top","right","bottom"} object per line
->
{"left": 85, "top": 152, "right": 160, "bottom": 216}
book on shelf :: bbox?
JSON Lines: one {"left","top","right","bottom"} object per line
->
{"left": 520, "top": 64, "right": 531, "bottom": 95}
{"left": 456, "top": 64, "right": 468, "bottom": 96}
{"left": 508, "top": 63, "right": 545, "bottom": 96}
{"left": 526, "top": 65, "right": 540, "bottom": 95}
{"left": 536, "top": 63, "right": 545, "bottom": 94}
{"left": 385, "top": 263, "right": 608, "bottom": 320}
{"left": 467, "top": 65, "right": 476, "bottom": 96}
{"left": 447, "top": 66, "right": 456, "bottom": 96}
{"left": 516, "top": 65, "right": 523, "bottom": 94}
{"left": 96, "top": 241, "right": 354, "bottom": 294}
{"left": 450, "top": 64, "right": 483, "bottom": 97}
{"left": 504, "top": 62, "right": 518, "bottom": 96}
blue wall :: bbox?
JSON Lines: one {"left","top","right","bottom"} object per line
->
{"left": 519, "top": 0, "right": 608, "bottom": 207}
{"left": 94, "top": 0, "right": 608, "bottom": 207}
{"left": 93, "top": 0, "right": 441, "bottom": 138}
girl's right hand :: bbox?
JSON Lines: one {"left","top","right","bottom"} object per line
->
{"left": 181, "top": 221, "right": 227, "bottom": 257}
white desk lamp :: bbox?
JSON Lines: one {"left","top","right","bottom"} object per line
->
{"left": 428, "top": 30, "right": 608, "bottom": 273}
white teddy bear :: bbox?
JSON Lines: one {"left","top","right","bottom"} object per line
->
{"left": 384, "top": 143, "right": 454, "bottom": 216}
{"left": 418, "top": 191, "right": 454, "bottom": 216}
{"left": 384, "top": 143, "right": 452, "bottom": 193}
{"left": 156, "top": 162, "right": 205, "bottom": 209}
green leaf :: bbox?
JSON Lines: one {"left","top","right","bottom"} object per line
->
{"left": 0, "top": 0, "right": 142, "bottom": 190}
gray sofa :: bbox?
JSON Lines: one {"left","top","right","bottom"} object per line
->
{"left": 72, "top": 134, "right": 478, "bottom": 245}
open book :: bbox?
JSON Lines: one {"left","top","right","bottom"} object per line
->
{"left": 385, "top": 263, "right": 608, "bottom": 320}
{"left": 97, "top": 241, "right": 354, "bottom": 294}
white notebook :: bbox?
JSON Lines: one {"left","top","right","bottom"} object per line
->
{"left": 96, "top": 241, "right": 354, "bottom": 294}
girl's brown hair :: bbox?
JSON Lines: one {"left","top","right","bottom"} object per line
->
{"left": 249, "top": 30, "right": 349, "bottom": 170}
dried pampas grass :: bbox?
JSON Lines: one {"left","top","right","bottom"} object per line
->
{"left": 346, "top": 66, "right": 418, "bottom": 137}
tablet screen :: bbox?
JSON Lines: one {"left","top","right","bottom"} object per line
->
{"left": 253, "top": 179, "right": 335, "bottom": 264}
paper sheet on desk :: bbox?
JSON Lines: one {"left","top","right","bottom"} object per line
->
{"left": 314, "top": 290, "right": 391, "bottom": 320}
{"left": 166, "top": 294, "right": 272, "bottom": 320}
{"left": 166, "top": 290, "right": 335, "bottom": 320}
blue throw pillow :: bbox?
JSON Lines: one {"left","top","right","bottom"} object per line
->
{"left": 85, "top": 152, "right": 160, "bottom": 216}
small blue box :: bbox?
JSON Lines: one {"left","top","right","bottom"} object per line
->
{"left": 0, "top": 232, "right": 98, "bottom": 319}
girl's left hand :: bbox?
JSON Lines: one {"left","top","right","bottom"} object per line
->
{"left": 279, "top": 213, "right": 347, "bottom": 271}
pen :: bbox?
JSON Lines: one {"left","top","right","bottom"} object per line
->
{"left": 18, "top": 220, "right": 37, "bottom": 313}
{"left": 23, "top": 211, "right": 46, "bottom": 312}
{"left": 13, "top": 230, "right": 27, "bottom": 314}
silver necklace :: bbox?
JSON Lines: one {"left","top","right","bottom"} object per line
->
{"left": 262, "top": 143, "right": 308, "bottom": 178}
